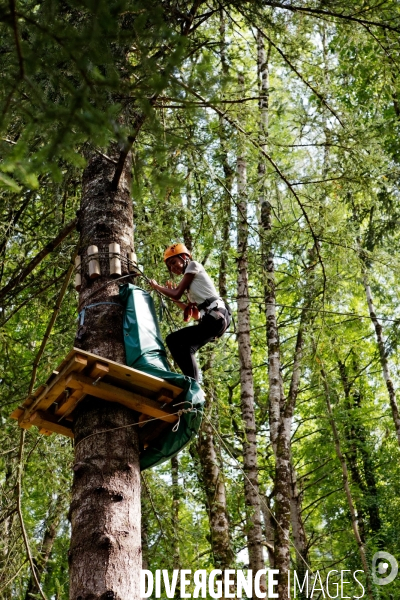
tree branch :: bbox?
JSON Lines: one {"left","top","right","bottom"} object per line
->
{"left": 0, "top": 218, "right": 77, "bottom": 302}
{"left": 261, "top": 1, "right": 400, "bottom": 33}
{"left": 172, "top": 75, "right": 327, "bottom": 289}
{"left": 256, "top": 25, "right": 344, "bottom": 127}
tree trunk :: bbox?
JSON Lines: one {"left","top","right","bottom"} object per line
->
{"left": 24, "top": 495, "right": 65, "bottom": 600}
{"left": 196, "top": 415, "right": 233, "bottom": 569}
{"left": 362, "top": 271, "right": 400, "bottom": 445}
{"left": 260, "top": 494, "right": 275, "bottom": 568}
{"left": 193, "top": 357, "right": 233, "bottom": 570}
{"left": 257, "top": 31, "right": 291, "bottom": 597}
{"left": 338, "top": 357, "right": 383, "bottom": 544}
{"left": 236, "top": 155, "right": 265, "bottom": 594}
{"left": 218, "top": 8, "right": 234, "bottom": 304}
{"left": 289, "top": 462, "right": 308, "bottom": 599}
{"left": 171, "top": 455, "right": 181, "bottom": 571}
{"left": 69, "top": 149, "right": 141, "bottom": 600}
{"left": 319, "top": 359, "right": 373, "bottom": 599}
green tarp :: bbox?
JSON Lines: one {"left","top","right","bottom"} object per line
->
{"left": 119, "top": 283, "right": 205, "bottom": 471}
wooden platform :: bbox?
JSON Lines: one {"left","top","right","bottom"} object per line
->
{"left": 10, "top": 348, "right": 183, "bottom": 443}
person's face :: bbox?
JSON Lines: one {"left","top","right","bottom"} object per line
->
{"left": 166, "top": 255, "right": 186, "bottom": 275}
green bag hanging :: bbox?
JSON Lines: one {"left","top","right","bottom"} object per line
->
{"left": 119, "top": 283, "right": 205, "bottom": 470}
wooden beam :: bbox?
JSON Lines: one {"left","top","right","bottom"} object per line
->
{"left": 29, "top": 411, "right": 74, "bottom": 438}
{"left": 21, "top": 354, "right": 88, "bottom": 420}
{"left": 88, "top": 361, "right": 109, "bottom": 379}
{"left": 156, "top": 388, "right": 174, "bottom": 404}
{"left": 71, "top": 348, "right": 183, "bottom": 397}
{"left": 65, "top": 373, "right": 178, "bottom": 424}
{"left": 55, "top": 389, "right": 85, "bottom": 418}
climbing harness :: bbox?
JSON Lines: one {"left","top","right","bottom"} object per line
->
{"left": 198, "top": 296, "right": 232, "bottom": 338}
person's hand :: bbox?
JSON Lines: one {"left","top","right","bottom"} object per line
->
{"left": 149, "top": 279, "right": 159, "bottom": 290}
{"left": 183, "top": 302, "right": 199, "bottom": 322}
{"left": 191, "top": 306, "right": 200, "bottom": 321}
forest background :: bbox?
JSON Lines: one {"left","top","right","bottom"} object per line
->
{"left": 1, "top": 0, "right": 400, "bottom": 598}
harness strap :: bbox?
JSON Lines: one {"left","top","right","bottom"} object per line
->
{"left": 197, "top": 296, "right": 220, "bottom": 311}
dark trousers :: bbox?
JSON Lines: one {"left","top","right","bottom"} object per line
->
{"left": 166, "top": 312, "right": 229, "bottom": 381}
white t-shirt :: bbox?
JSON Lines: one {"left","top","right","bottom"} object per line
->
{"left": 185, "top": 261, "right": 219, "bottom": 305}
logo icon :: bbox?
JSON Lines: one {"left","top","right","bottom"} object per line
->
{"left": 372, "top": 551, "right": 398, "bottom": 585}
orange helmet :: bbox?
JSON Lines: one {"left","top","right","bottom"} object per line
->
{"left": 163, "top": 243, "right": 192, "bottom": 263}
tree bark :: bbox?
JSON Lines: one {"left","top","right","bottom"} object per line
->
{"left": 69, "top": 149, "right": 141, "bottom": 600}
{"left": 236, "top": 154, "right": 266, "bottom": 594}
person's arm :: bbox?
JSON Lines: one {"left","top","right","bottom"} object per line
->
{"left": 149, "top": 273, "right": 195, "bottom": 301}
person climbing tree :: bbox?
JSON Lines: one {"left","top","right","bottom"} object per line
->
{"left": 149, "top": 243, "right": 231, "bottom": 381}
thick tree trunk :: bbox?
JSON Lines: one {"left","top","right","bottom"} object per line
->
{"left": 69, "top": 150, "right": 141, "bottom": 600}
{"left": 362, "top": 272, "right": 400, "bottom": 445}
{"left": 236, "top": 155, "right": 265, "bottom": 594}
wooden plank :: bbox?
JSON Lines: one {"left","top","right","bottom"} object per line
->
{"left": 156, "top": 388, "right": 174, "bottom": 404}
{"left": 39, "top": 429, "right": 53, "bottom": 436}
{"left": 29, "top": 411, "right": 74, "bottom": 438}
{"left": 10, "top": 407, "right": 23, "bottom": 419}
{"left": 55, "top": 361, "right": 108, "bottom": 419}
{"left": 71, "top": 348, "right": 183, "bottom": 397}
{"left": 66, "top": 373, "right": 178, "bottom": 424}
{"left": 22, "top": 354, "right": 88, "bottom": 419}
{"left": 88, "top": 361, "right": 109, "bottom": 379}
{"left": 55, "top": 389, "right": 86, "bottom": 418}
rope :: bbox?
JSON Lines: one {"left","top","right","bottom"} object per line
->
{"left": 73, "top": 404, "right": 197, "bottom": 450}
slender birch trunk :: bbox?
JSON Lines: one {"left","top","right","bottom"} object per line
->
{"left": 70, "top": 149, "right": 141, "bottom": 599}
{"left": 196, "top": 416, "right": 233, "bottom": 569}
{"left": 192, "top": 357, "right": 233, "bottom": 570}
{"left": 319, "top": 360, "right": 373, "bottom": 599}
{"left": 181, "top": 170, "right": 193, "bottom": 253}
{"left": 257, "top": 30, "right": 292, "bottom": 597}
{"left": 171, "top": 456, "right": 181, "bottom": 571}
{"left": 24, "top": 495, "right": 66, "bottom": 600}
{"left": 260, "top": 494, "right": 275, "bottom": 567}
{"left": 236, "top": 154, "right": 266, "bottom": 593}
{"left": 338, "top": 358, "right": 383, "bottom": 543}
{"left": 218, "top": 8, "right": 233, "bottom": 304}
{"left": 362, "top": 271, "right": 400, "bottom": 445}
